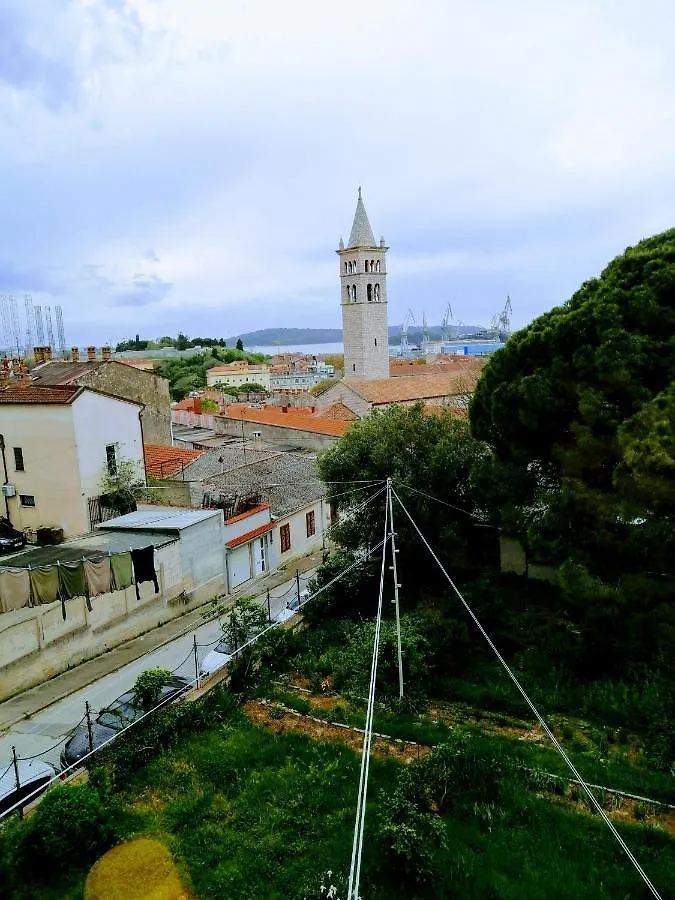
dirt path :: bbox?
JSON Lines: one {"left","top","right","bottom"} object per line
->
{"left": 243, "top": 698, "right": 430, "bottom": 763}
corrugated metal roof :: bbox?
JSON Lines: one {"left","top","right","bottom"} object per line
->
{"left": 98, "top": 507, "right": 222, "bottom": 531}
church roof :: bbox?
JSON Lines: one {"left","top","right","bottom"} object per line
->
{"left": 347, "top": 188, "right": 377, "bottom": 248}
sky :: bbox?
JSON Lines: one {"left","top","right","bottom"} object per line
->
{"left": 1, "top": 0, "right": 675, "bottom": 346}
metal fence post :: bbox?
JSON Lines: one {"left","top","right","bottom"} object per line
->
{"left": 193, "top": 634, "right": 199, "bottom": 685}
{"left": 267, "top": 588, "right": 272, "bottom": 624}
{"left": 11, "top": 746, "right": 20, "bottom": 790}
{"left": 296, "top": 570, "right": 301, "bottom": 607}
{"left": 85, "top": 701, "right": 94, "bottom": 754}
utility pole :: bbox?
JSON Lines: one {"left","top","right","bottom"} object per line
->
{"left": 386, "top": 478, "right": 404, "bottom": 698}
{"left": 85, "top": 701, "right": 94, "bottom": 754}
{"left": 193, "top": 634, "right": 199, "bottom": 685}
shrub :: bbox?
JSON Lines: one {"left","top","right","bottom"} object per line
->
{"left": 133, "top": 668, "right": 173, "bottom": 712}
{"left": 14, "top": 784, "right": 120, "bottom": 877}
{"left": 376, "top": 786, "right": 447, "bottom": 888}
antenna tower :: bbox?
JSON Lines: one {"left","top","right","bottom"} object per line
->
{"left": 0, "top": 295, "right": 10, "bottom": 353}
{"left": 55, "top": 305, "right": 66, "bottom": 356}
{"left": 34, "top": 306, "right": 45, "bottom": 344}
{"left": 45, "top": 306, "right": 55, "bottom": 350}
{"left": 8, "top": 295, "right": 21, "bottom": 356}
{"left": 24, "top": 295, "right": 34, "bottom": 354}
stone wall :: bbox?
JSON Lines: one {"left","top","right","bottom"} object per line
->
{"left": 314, "top": 382, "right": 371, "bottom": 418}
{"left": 78, "top": 361, "right": 171, "bottom": 445}
{"left": 211, "top": 416, "right": 339, "bottom": 450}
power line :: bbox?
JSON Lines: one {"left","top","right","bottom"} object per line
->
{"left": 391, "top": 486, "right": 664, "bottom": 900}
{"left": 347, "top": 484, "right": 390, "bottom": 900}
{"left": 394, "top": 480, "right": 489, "bottom": 522}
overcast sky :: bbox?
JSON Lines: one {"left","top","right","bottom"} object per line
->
{"left": 2, "top": 0, "right": 675, "bottom": 346}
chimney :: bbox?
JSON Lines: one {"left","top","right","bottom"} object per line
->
{"left": 44, "top": 346, "right": 53, "bottom": 362}
{"left": 102, "top": 346, "right": 112, "bottom": 362}
{"left": 33, "top": 347, "right": 44, "bottom": 365}
{"left": 18, "top": 363, "right": 31, "bottom": 387}
{"left": 193, "top": 398, "right": 202, "bottom": 415}
{"left": 71, "top": 347, "right": 80, "bottom": 363}
{"left": 87, "top": 345, "right": 96, "bottom": 362}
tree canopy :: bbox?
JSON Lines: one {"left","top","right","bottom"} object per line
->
{"left": 470, "top": 229, "right": 675, "bottom": 580}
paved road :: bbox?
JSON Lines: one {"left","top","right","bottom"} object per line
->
{"left": 0, "top": 569, "right": 315, "bottom": 772}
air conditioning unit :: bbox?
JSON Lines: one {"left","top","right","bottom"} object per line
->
{"left": 1, "top": 484, "right": 16, "bottom": 497}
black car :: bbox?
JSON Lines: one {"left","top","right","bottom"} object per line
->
{"left": 60, "top": 675, "right": 190, "bottom": 768}
{"left": 0, "top": 519, "right": 26, "bottom": 555}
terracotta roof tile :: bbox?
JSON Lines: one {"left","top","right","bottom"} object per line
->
{"left": 0, "top": 384, "right": 80, "bottom": 404}
{"left": 345, "top": 372, "right": 475, "bottom": 405}
{"left": 226, "top": 520, "right": 275, "bottom": 549}
{"left": 222, "top": 404, "right": 350, "bottom": 436}
{"left": 144, "top": 443, "right": 204, "bottom": 477}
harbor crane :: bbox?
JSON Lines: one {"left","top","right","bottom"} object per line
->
{"left": 399, "top": 309, "right": 415, "bottom": 356}
{"left": 441, "top": 303, "right": 453, "bottom": 342}
{"left": 489, "top": 295, "right": 513, "bottom": 341}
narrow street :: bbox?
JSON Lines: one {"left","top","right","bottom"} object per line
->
{"left": 0, "top": 564, "right": 316, "bottom": 772}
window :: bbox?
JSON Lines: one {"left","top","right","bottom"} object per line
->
{"left": 106, "top": 444, "right": 117, "bottom": 476}
{"left": 280, "top": 523, "right": 291, "bottom": 553}
{"left": 374, "top": 338, "right": 377, "bottom": 346}
{"left": 19, "top": 495, "right": 35, "bottom": 507}
{"left": 306, "top": 510, "right": 316, "bottom": 537}
{"left": 13, "top": 448, "right": 24, "bottom": 472}
{"left": 375, "top": 260, "right": 381, "bottom": 272}
{"left": 344, "top": 262, "right": 347, "bottom": 273}
{"left": 353, "top": 364, "right": 356, "bottom": 371}
{"left": 367, "top": 284, "right": 372, "bottom": 301}
{"left": 351, "top": 285, "right": 357, "bottom": 300}
{"left": 374, "top": 284, "right": 380, "bottom": 301}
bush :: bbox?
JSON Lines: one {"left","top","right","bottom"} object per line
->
{"left": 14, "top": 784, "right": 120, "bottom": 877}
{"left": 376, "top": 788, "right": 447, "bottom": 889}
{"left": 133, "top": 668, "right": 173, "bottom": 712}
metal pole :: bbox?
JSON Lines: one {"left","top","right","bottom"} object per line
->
{"left": 387, "top": 478, "right": 404, "bottom": 699}
{"left": 85, "top": 701, "right": 94, "bottom": 753}
{"left": 231, "top": 612, "right": 238, "bottom": 652}
{"left": 267, "top": 588, "right": 272, "bottom": 623}
{"left": 193, "top": 634, "right": 199, "bottom": 685}
{"left": 296, "top": 570, "right": 301, "bottom": 608}
{"left": 11, "top": 745, "right": 20, "bottom": 790}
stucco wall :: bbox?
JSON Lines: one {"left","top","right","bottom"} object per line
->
{"left": 275, "top": 498, "right": 329, "bottom": 565}
{"left": 211, "top": 415, "right": 339, "bottom": 450}
{"left": 71, "top": 391, "right": 145, "bottom": 504}
{"left": 78, "top": 362, "right": 171, "bottom": 445}
{"left": 0, "top": 539, "right": 225, "bottom": 699}
{"left": 2, "top": 404, "right": 87, "bottom": 536}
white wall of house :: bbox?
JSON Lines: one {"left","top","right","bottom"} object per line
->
{"left": 71, "top": 390, "right": 144, "bottom": 502}
{"left": 274, "top": 498, "right": 330, "bottom": 563}
{"left": 206, "top": 367, "right": 271, "bottom": 390}
{"left": 2, "top": 404, "right": 88, "bottom": 537}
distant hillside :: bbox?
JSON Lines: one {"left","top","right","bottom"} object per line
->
{"left": 230, "top": 325, "right": 484, "bottom": 347}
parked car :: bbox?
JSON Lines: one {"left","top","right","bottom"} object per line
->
{"left": 60, "top": 675, "right": 190, "bottom": 768}
{"left": 0, "top": 519, "right": 26, "bottom": 556}
{"left": 199, "top": 639, "right": 233, "bottom": 678}
{"left": 0, "top": 758, "right": 56, "bottom": 816}
{"left": 287, "top": 587, "right": 310, "bottom": 611}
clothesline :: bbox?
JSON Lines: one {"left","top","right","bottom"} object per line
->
{"left": 0, "top": 546, "right": 160, "bottom": 620}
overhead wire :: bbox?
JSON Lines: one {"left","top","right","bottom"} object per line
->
{"left": 391, "top": 485, "right": 664, "bottom": 900}
{"left": 394, "top": 480, "right": 489, "bottom": 522}
{"left": 347, "top": 482, "right": 390, "bottom": 900}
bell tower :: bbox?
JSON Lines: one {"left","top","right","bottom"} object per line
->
{"left": 337, "top": 188, "right": 389, "bottom": 380}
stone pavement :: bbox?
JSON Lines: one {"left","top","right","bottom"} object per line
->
{"left": 0, "top": 550, "right": 323, "bottom": 732}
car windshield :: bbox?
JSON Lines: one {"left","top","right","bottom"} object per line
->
{"left": 96, "top": 692, "right": 140, "bottom": 729}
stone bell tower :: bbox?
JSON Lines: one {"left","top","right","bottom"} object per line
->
{"left": 337, "top": 188, "right": 389, "bottom": 380}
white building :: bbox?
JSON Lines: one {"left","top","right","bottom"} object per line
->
{"left": 338, "top": 189, "right": 390, "bottom": 380}
{"left": 206, "top": 362, "right": 271, "bottom": 391}
{"left": 270, "top": 371, "right": 328, "bottom": 393}
{"left": 0, "top": 383, "right": 145, "bottom": 539}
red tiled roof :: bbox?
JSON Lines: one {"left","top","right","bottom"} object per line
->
{"left": 390, "top": 357, "right": 485, "bottom": 378}
{"left": 321, "top": 402, "right": 359, "bottom": 422}
{"left": 344, "top": 372, "right": 475, "bottom": 405}
{"left": 226, "top": 520, "right": 275, "bottom": 549}
{"left": 0, "top": 384, "right": 80, "bottom": 404}
{"left": 221, "top": 404, "right": 350, "bottom": 437}
{"left": 223, "top": 503, "right": 270, "bottom": 525}
{"left": 144, "top": 443, "right": 204, "bottom": 477}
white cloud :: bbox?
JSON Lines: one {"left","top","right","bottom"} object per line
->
{"left": 1, "top": 0, "right": 675, "bottom": 341}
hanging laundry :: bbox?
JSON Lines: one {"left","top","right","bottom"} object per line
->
{"left": 110, "top": 552, "right": 134, "bottom": 592}
{"left": 0, "top": 568, "right": 31, "bottom": 613}
{"left": 84, "top": 556, "right": 112, "bottom": 598}
{"left": 58, "top": 561, "right": 91, "bottom": 612}
{"left": 29, "top": 566, "right": 61, "bottom": 616}
{"left": 131, "top": 546, "right": 159, "bottom": 600}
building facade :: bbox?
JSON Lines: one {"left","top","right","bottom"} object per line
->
{"left": 338, "top": 189, "right": 390, "bottom": 381}
{"left": 0, "top": 384, "right": 145, "bottom": 539}
{"left": 206, "top": 362, "right": 271, "bottom": 391}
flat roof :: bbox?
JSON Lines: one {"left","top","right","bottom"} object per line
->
{"left": 0, "top": 530, "right": 177, "bottom": 568}
{"left": 98, "top": 507, "right": 222, "bottom": 532}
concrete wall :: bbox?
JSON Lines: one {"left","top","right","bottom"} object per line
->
{"left": 0, "top": 540, "right": 224, "bottom": 699}
{"left": 212, "top": 415, "right": 339, "bottom": 450}
{"left": 78, "top": 362, "right": 172, "bottom": 445}
{"left": 177, "top": 514, "right": 226, "bottom": 590}
{"left": 71, "top": 391, "right": 145, "bottom": 502}
{"left": 3, "top": 405, "right": 88, "bottom": 537}
{"left": 314, "top": 382, "right": 371, "bottom": 418}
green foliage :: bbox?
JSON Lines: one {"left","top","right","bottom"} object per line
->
{"left": 156, "top": 348, "right": 268, "bottom": 400}
{"left": 470, "top": 228, "right": 675, "bottom": 584}
{"left": 133, "top": 668, "right": 173, "bottom": 712}
{"left": 13, "top": 785, "right": 121, "bottom": 877}
{"left": 204, "top": 595, "right": 269, "bottom": 652}
{"left": 376, "top": 788, "right": 447, "bottom": 888}
{"left": 318, "top": 403, "right": 497, "bottom": 590}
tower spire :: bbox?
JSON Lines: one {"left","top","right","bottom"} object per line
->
{"left": 348, "top": 188, "right": 376, "bottom": 248}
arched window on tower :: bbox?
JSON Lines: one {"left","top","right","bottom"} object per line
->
{"left": 351, "top": 285, "right": 357, "bottom": 300}
{"left": 345, "top": 285, "right": 350, "bottom": 302}
{"left": 344, "top": 262, "right": 347, "bottom": 273}
{"left": 374, "top": 284, "right": 380, "bottom": 301}
{"left": 367, "top": 284, "right": 372, "bottom": 302}
{"left": 371, "top": 259, "right": 375, "bottom": 272}
{"left": 375, "top": 260, "right": 381, "bottom": 273}
{"left": 374, "top": 338, "right": 377, "bottom": 346}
